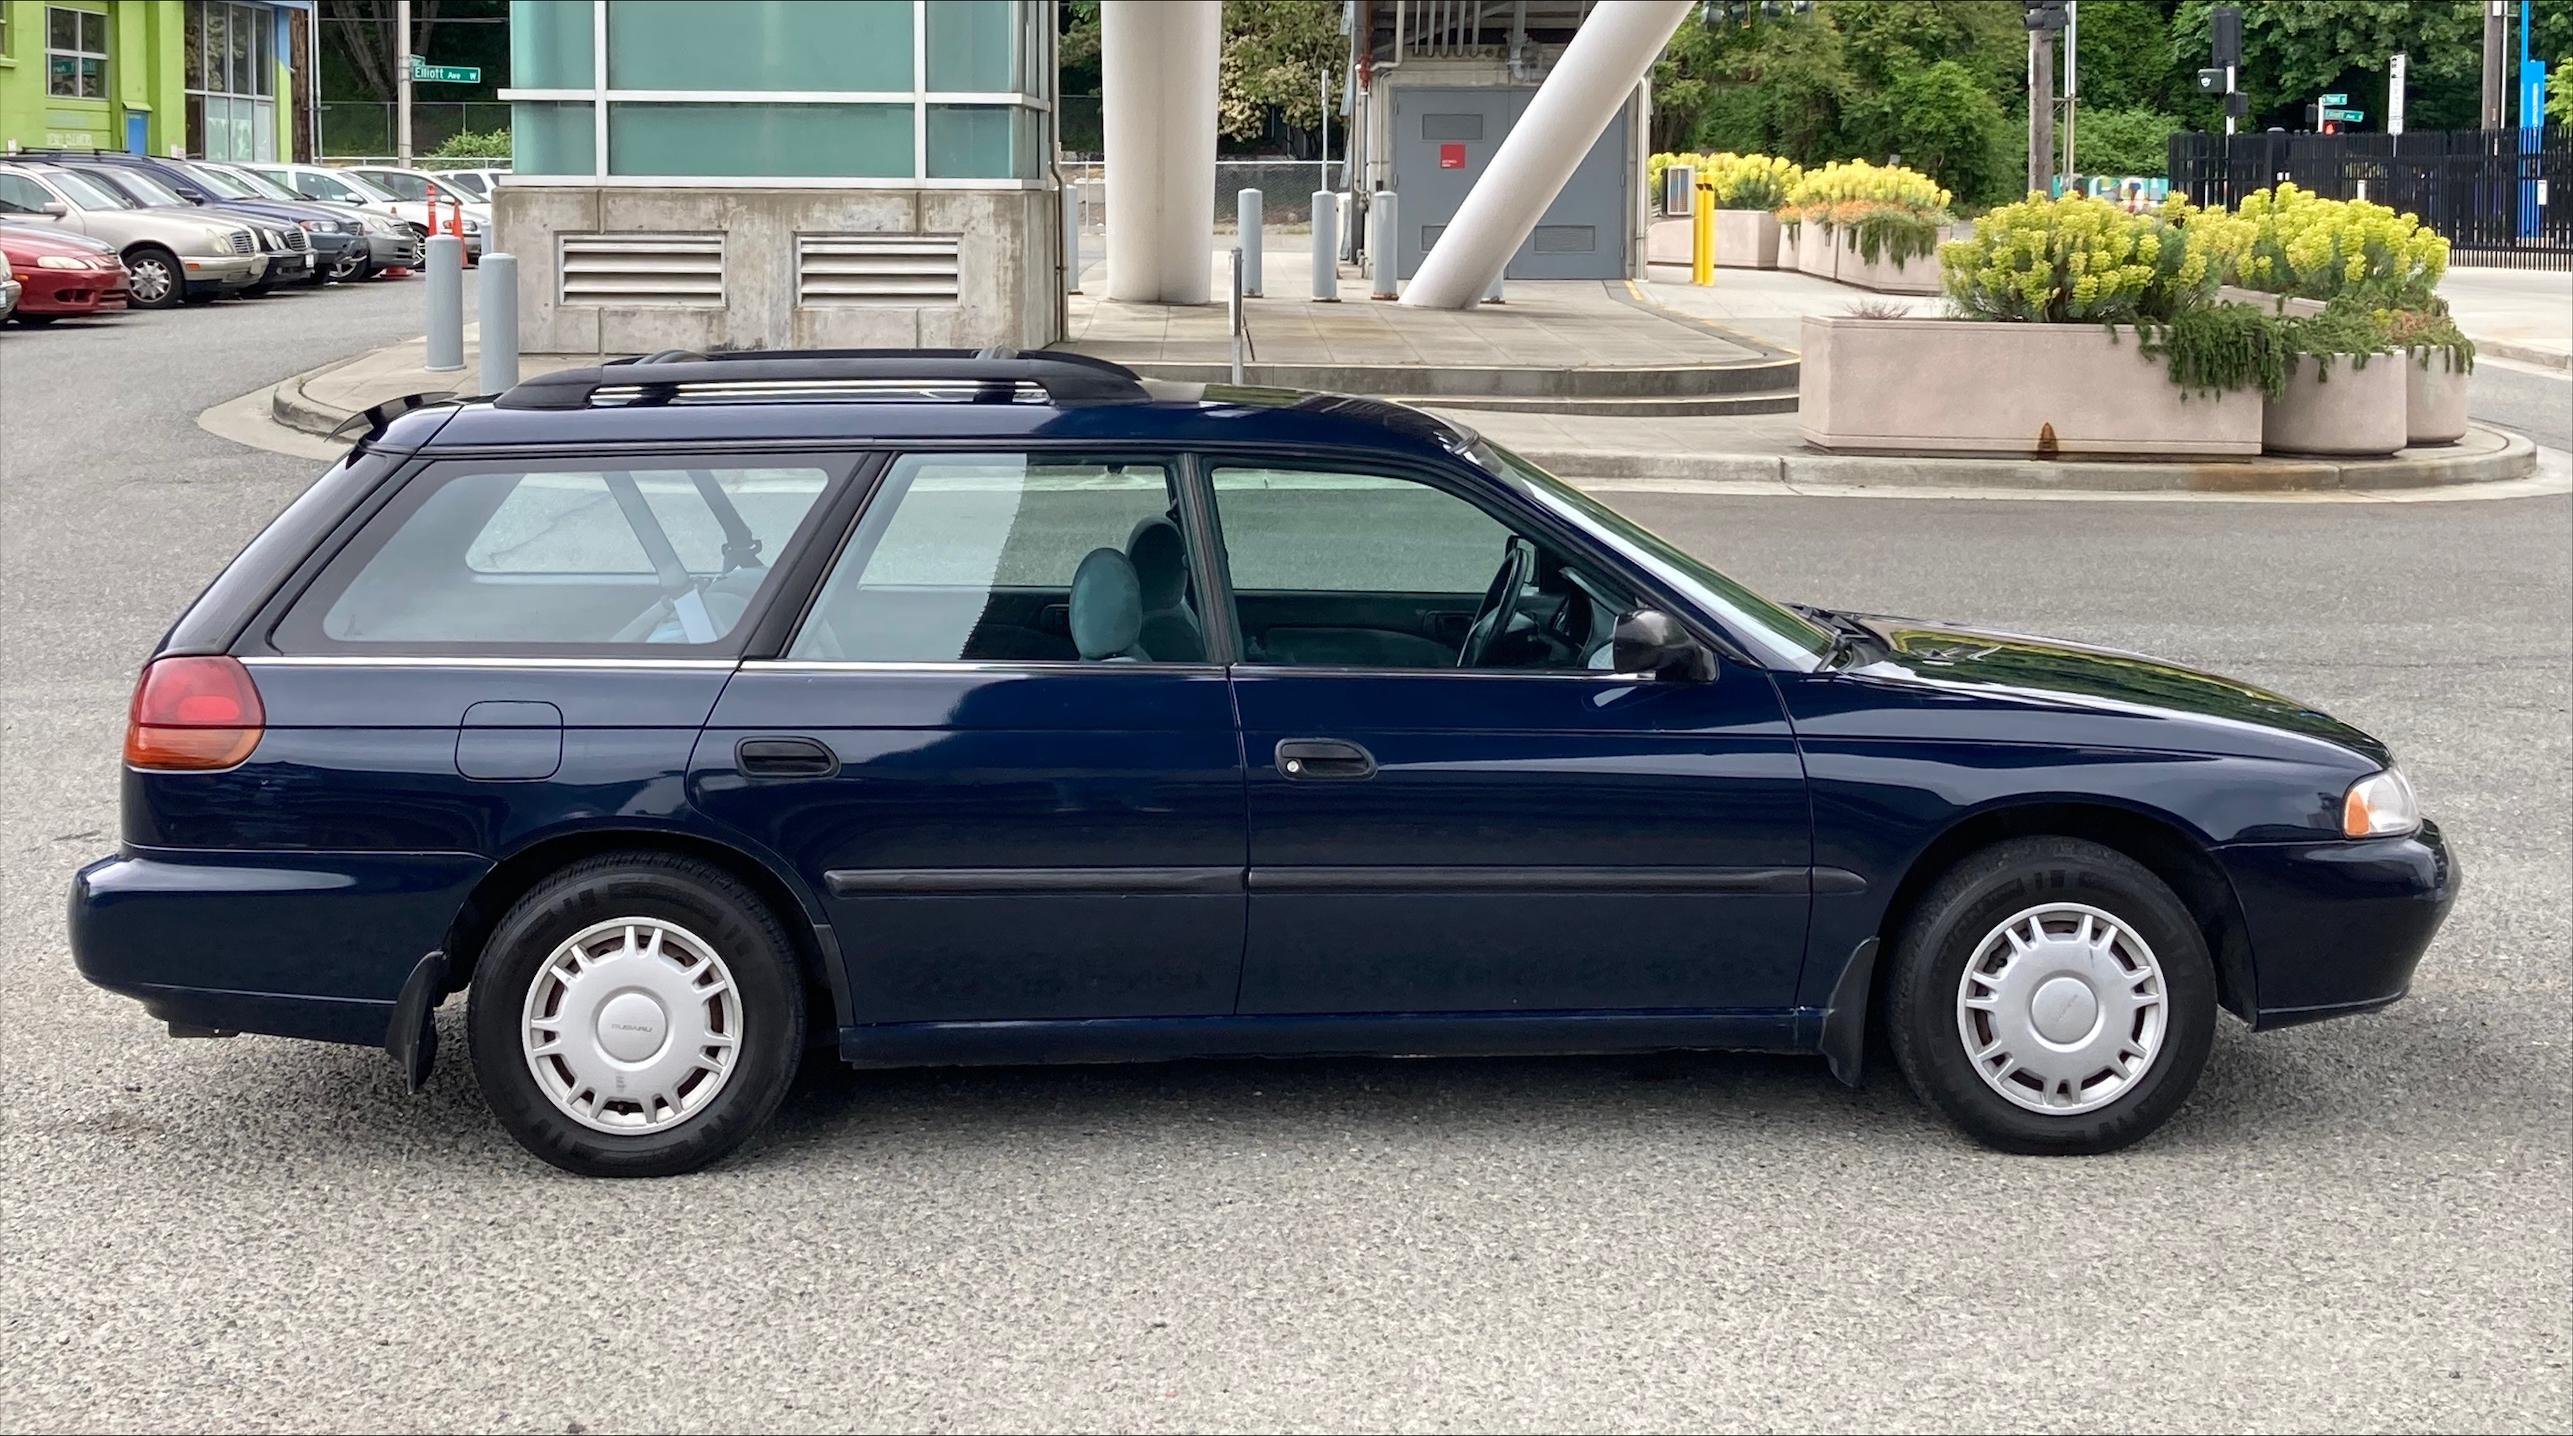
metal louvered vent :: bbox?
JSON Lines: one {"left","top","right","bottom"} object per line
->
{"left": 796, "top": 235, "right": 962, "bottom": 306}
{"left": 559, "top": 234, "right": 724, "bottom": 306}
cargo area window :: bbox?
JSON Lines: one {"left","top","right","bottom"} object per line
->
{"left": 275, "top": 460, "right": 837, "bottom": 653}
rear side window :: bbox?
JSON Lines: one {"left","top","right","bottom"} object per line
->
{"left": 277, "top": 461, "right": 836, "bottom": 652}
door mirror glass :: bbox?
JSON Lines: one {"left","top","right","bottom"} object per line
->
{"left": 1612, "top": 608, "right": 1714, "bottom": 681}
{"left": 41, "top": 201, "right": 69, "bottom": 218}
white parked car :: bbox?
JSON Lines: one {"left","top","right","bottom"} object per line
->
{"left": 429, "top": 167, "right": 511, "bottom": 203}
{"left": 246, "top": 163, "right": 485, "bottom": 261}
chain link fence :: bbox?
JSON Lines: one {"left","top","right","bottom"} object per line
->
{"left": 1058, "top": 160, "right": 1347, "bottom": 228}
{"left": 319, "top": 100, "right": 510, "bottom": 166}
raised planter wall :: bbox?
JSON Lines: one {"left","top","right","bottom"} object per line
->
{"left": 1832, "top": 231, "right": 1947, "bottom": 295}
{"left": 1713, "top": 210, "right": 1782, "bottom": 269}
{"left": 1800, "top": 316, "right": 2264, "bottom": 457}
{"left": 1790, "top": 220, "right": 1835, "bottom": 279}
{"left": 2404, "top": 349, "right": 2472, "bottom": 446}
{"left": 2216, "top": 285, "right": 2328, "bottom": 318}
{"left": 2263, "top": 355, "right": 2408, "bottom": 456}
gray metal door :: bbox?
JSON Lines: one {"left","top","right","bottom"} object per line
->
{"left": 1389, "top": 85, "right": 1630, "bottom": 281}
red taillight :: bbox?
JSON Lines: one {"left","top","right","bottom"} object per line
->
{"left": 124, "top": 656, "right": 264, "bottom": 771}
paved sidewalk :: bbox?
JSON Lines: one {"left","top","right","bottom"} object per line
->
{"left": 2435, "top": 267, "right": 2573, "bottom": 370}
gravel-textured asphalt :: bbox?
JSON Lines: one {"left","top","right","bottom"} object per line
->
{"left": 2, "top": 287, "right": 2568, "bottom": 1434}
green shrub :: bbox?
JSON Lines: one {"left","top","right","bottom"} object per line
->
{"left": 427, "top": 128, "right": 511, "bottom": 161}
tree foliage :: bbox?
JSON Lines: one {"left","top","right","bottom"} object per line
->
{"left": 2075, "top": 106, "right": 2187, "bottom": 177}
{"left": 1218, "top": 0, "right": 1345, "bottom": 141}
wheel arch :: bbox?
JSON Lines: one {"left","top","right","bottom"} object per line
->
{"left": 1828, "top": 798, "right": 2258, "bottom": 1084}
{"left": 441, "top": 825, "right": 848, "bottom": 1031}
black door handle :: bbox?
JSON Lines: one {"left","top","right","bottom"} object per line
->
{"left": 1276, "top": 738, "right": 1377, "bottom": 781}
{"left": 737, "top": 736, "right": 839, "bottom": 779}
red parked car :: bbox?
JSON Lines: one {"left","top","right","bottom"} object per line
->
{"left": 3, "top": 223, "right": 129, "bottom": 325}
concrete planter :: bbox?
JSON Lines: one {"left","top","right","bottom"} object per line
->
{"left": 1713, "top": 210, "right": 1782, "bottom": 269}
{"left": 2216, "top": 286, "right": 2327, "bottom": 318}
{"left": 2404, "top": 348, "right": 2472, "bottom": 446}
{"left": 1800, "top": 316, "right": 2264, "bottom": 456}
{"left": 1832, "top": 231, "right": 1947, "bottom": 295}
{"left": 2263, "top": 354, "right": 2408, "bottom": 456}
{"left": 1790, "top": 220, "right": 1836, "bottom": 279}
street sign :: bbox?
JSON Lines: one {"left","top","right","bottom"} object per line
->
{"left": 408, "top": 58, "right": 481, "bottom": 84}
{"left": 2320, "top": 92, "right": 2349, "bottom": 106}
{"left": 2325, "top": 106, "right": 2365, "bottom": 122}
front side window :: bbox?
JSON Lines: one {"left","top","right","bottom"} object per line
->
{"left": 282, "top": 463, "right": 834, "bottom": 652}
{"left": 1210, "top": 464, "right": 1635, "bottom": 673}
{"left": 47, "top": 7, "right": 107, "bottom": 99}
{"left": 360, "top": 169, "right": 430, "bottom": 201}
{"left": 0, "top": 173, "right": 55, "bottom": 215}
{"left": 790, "top": 453, "right": 1200, "bottom": 664}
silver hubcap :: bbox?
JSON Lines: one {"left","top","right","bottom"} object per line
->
{"left": 521, "top": 917, "right": 743, "bottom": 1135}
{"left": 1956, "top": 903, "right": 2167, "bottom": 1116}
{"left": 130, "top": 258, "right": 172, "bottom": 303}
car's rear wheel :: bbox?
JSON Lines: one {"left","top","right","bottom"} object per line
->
{"left": 123, "top": 246, "right": 181, "bottom": 309}
{"left": 1887, "top": 836, "right": 2216, "bottom": 1155}
{"left": 468, "top": 853, "right": 806, "bottom": 1177}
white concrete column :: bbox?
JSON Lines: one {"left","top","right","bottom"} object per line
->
{"left": 1102, "top": 0, "right": 1220, "bottom": 303}
{"left": 1400, "top": 0, "right": 1692, "bottom": 309}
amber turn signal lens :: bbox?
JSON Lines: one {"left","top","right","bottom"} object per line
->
{"left": 124, "top": 656, "right": 264, "bottom": 771}
{"left": 2340, "top": 768, "right": 2420, "bottom": 839}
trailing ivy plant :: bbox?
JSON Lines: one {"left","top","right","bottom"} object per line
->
{"left": 2276, "top": 302, "right": 2396, "bottom": 383}
{"left": 2133, "top": 302, "right": 2288, "bottom": 401}
{"left": 2379, "top": 304, "right": 2477, "bottom": 375}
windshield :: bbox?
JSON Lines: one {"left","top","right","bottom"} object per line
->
{"left": 107, "top": 170, "right": 191, "bottom": 207}
{"left": 1476, "top": 442, "right": 1837, "bottom": 668}
{"left": 46, "top": 169, "right": 130, "bottom": 210}
{"left": 441, "top": 171, "right": 490, "bottom": 199}
{"left": 179, "top": 163, "right": 255, "bottom": 199}
{"left": 331, "top": 170, "right": 401, "bottom": 203}
{"left": 214, "top": 164, "right": 300, "bottom": 202}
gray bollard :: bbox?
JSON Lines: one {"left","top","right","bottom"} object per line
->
{"left": 1368, "top": 190, "right": 1398, "bottom": 299}
{"left": 423, "top": 234, "right": 464, "bottom": 373}
{"left": 478, "top": 253, "right": 520, "bottom": 395}
{"left": 1237, "top": 188, "right": 1263, "bottom": 297}
{"left": 1062, "top": 181, "right": 1082, "bottom": 294}
{"left": 1309, "top": 189, "right": 1339, "bottom": 301}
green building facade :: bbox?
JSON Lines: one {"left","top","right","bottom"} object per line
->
{"left": 0, "top": 0, "right": 307, "bottom": 161}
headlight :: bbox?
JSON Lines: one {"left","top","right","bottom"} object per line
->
{"left": 36, "top": 254, "right": 85, "bottom": 270}
{"left": 2342, "top": 768, "right": 2420, "bottom": 838}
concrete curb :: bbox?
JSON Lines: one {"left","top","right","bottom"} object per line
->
{"left": 1521, "top": 426, "right": 2538, "bottom": 494}
{"left": 2478, "top": 339, "right": 2572, "bottom": 372}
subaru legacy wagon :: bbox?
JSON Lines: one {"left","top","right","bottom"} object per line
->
{"left": 71, "top": 351, "right": 2457, "bottom": 1176}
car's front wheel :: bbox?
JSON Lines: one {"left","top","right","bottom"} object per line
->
{"left": 1887, "top": 836, "right": 2216, "bottom": 1155}
{"left": 468, "top": 853, "right": 807, "bottom": 1177}
{"left": 123, "top": 246, "right": 182, "bottom": 309}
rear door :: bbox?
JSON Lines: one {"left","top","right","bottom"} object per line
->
{"left": 692, "top": 449, "right": 1249, "bottom": 1026}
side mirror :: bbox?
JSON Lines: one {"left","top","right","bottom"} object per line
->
{"left": 1612, "top": 608, "right": 1716, "bottom": 682}
{"left": 40, "top": 201, "right": 69, "bottom": 218}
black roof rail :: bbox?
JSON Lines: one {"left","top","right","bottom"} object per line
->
{"left": 493, "top": 350, "right": 1152, "bottom": 410}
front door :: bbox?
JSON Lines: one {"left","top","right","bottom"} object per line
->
{"left": 695, "top": 450, "right": 1247, "bottom": 1026}
{"left": 1204, "top": 457, "right": 1811, "bottom": 1015}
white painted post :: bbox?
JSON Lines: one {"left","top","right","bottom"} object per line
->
{"left": 1238, "top": 188, "right": 1263, "bottom": 297}
{"left": 1401, "top": 0, "right": 1692, "bottom": 308}
{"left": 1101, "top": 0, "right": 1220, "bottom": 303}
{"left": 423, "top": 234, "right": 464, "bottom": 372}
{"left": 1062, "top": 182, "right": 1082, "bottom": 294}
{"left": 1310, "top": 188, "right": 1339, "bottom": 301}
{"left": 477, "top": 252, "right": 518, "bottom": 393}
{"left": 1369, "top": 190, "right": 1399, "bottom": 299}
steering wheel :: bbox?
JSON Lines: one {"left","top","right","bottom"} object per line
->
{"left": 1457, "top": 538, "right": 1536, "bottom": 669}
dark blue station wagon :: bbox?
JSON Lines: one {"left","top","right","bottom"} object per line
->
{"left": 72, "top": 352, "right": 2458, "bottom": 1176}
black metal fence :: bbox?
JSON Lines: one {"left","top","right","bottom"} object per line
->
{"left": 2169, "top": 128, "right": 2572, "bottom": 270}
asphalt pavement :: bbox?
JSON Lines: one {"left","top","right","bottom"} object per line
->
{"left": 2, "top": 284, "right": 2567, "bottom": 1433}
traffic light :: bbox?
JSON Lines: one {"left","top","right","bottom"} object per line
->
{"left": 2305, "top": 101, "right": 2322, "bottom": 130}
{"left": 2198, "top": 68, "right": 2226, "bottom": 94}
{"left": 2025, "top": 1, "right": 2068, "bottom": 32}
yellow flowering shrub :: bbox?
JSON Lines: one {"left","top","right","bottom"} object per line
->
{"left": 1778, "top": 159, "right": 1951, "bottom": 227}
{"left": 1940, "top": 192, "right": 2209, "bottom": 323}
{"left": 1648, "top": 151, "right": 1805, "bottom": 211}
{"left": 2230, "top": 182, "right": 2448, "bottom": 302}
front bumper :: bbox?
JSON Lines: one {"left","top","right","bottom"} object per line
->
{"left": 258, "top": 249, "right": 315, "bottom": 285}
{"left": 70, "top": 847, "right": 490, "bottom": 1046}
{"left": 0, "top": 277, "right": 17, "bottom": 319}
{"left": 2219, "top": 819, "right": 2459, "bottom": 1029}
{"left": 182, "top": 252, "right": 266, "bottom": 292}
{"left": 364, "top": 232, "right": 422, "bottom": 267}
{"left": 13, "top": 263, "right": 130, "bottom": 313}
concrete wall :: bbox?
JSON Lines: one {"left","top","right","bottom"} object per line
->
{"left": 495, "top": 184, "right": 1063, "bottom": 355}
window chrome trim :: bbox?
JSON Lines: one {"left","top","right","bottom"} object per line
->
{"left": 742, "top": 659, "right": 1227, "bottom": 676}
{"left": 241, "top": 656, "right": 741, "bottom": 670}
{"left": 1225, "top": 662, "right": 1678, "bottom": 683}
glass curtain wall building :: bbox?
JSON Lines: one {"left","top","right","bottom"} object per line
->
{"left": 497, "top": 0, "right": 1064, "bottom": 354}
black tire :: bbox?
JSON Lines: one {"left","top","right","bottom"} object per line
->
{"left": 123, "top": 245, "right": 183, "bottom": 309}
{"left": 13, "top": 314, "right": 59, "bottom": 327}
{"left": 1886, "top": 836, "right": 2216, "bottom": 1156}
{"left": 468, "top": 852, "right": 807, "bottom": 1177}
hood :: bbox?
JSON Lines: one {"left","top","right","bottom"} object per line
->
{"left": 112, "top": 208, "right": 254, "bottom": 247}
{"left": 0, "top": 224, "right": 117, "bottom": 260}
{"left": 199, "top": 197, "right": 355, "bottom": 227}
{"left": 1836, "top": 613, "right": 2392, "bottom": 768}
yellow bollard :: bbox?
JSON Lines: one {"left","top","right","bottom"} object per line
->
{"left": 1691, "top": 177, "right": 1716, "bottom": 286}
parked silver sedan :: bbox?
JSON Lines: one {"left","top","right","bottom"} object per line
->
{"left": 0, "top": 162, "right": 264, "bottom": 308}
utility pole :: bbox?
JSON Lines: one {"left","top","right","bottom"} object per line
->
{"left": 2026, "top": 3, "right": 2065, "bottom": 197}
{"left": 396, "top": 0, "right": 414, "bottom": 168}
{"left": 2482, "top": 0, "right": 2507, "bottom": 131}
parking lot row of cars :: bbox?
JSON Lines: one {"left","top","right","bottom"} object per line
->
{"left": 1, "top": 152, "right": 499, "bottom": 326}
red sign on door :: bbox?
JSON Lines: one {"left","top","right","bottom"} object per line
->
{"left": 1439, "top": 142, "right": 1466, "bottom": 169}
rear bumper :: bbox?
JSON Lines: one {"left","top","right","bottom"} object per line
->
{"left": 70, "top": 847, "right": 490, "bottom": 1046}
{"left": 2219, "top": 820, "right": 2459, "bottom": 1030}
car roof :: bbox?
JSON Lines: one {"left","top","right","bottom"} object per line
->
{"left": 382, "top": 357, "right": 1486, "bottom": 467}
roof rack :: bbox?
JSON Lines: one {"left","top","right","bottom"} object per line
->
{"left": 491, "top": 347, "right": 1151, "bottom": 410}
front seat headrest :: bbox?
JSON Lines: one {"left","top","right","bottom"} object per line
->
{"left": 1068, "top": 547, "right": 1144, "bottom": 661}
